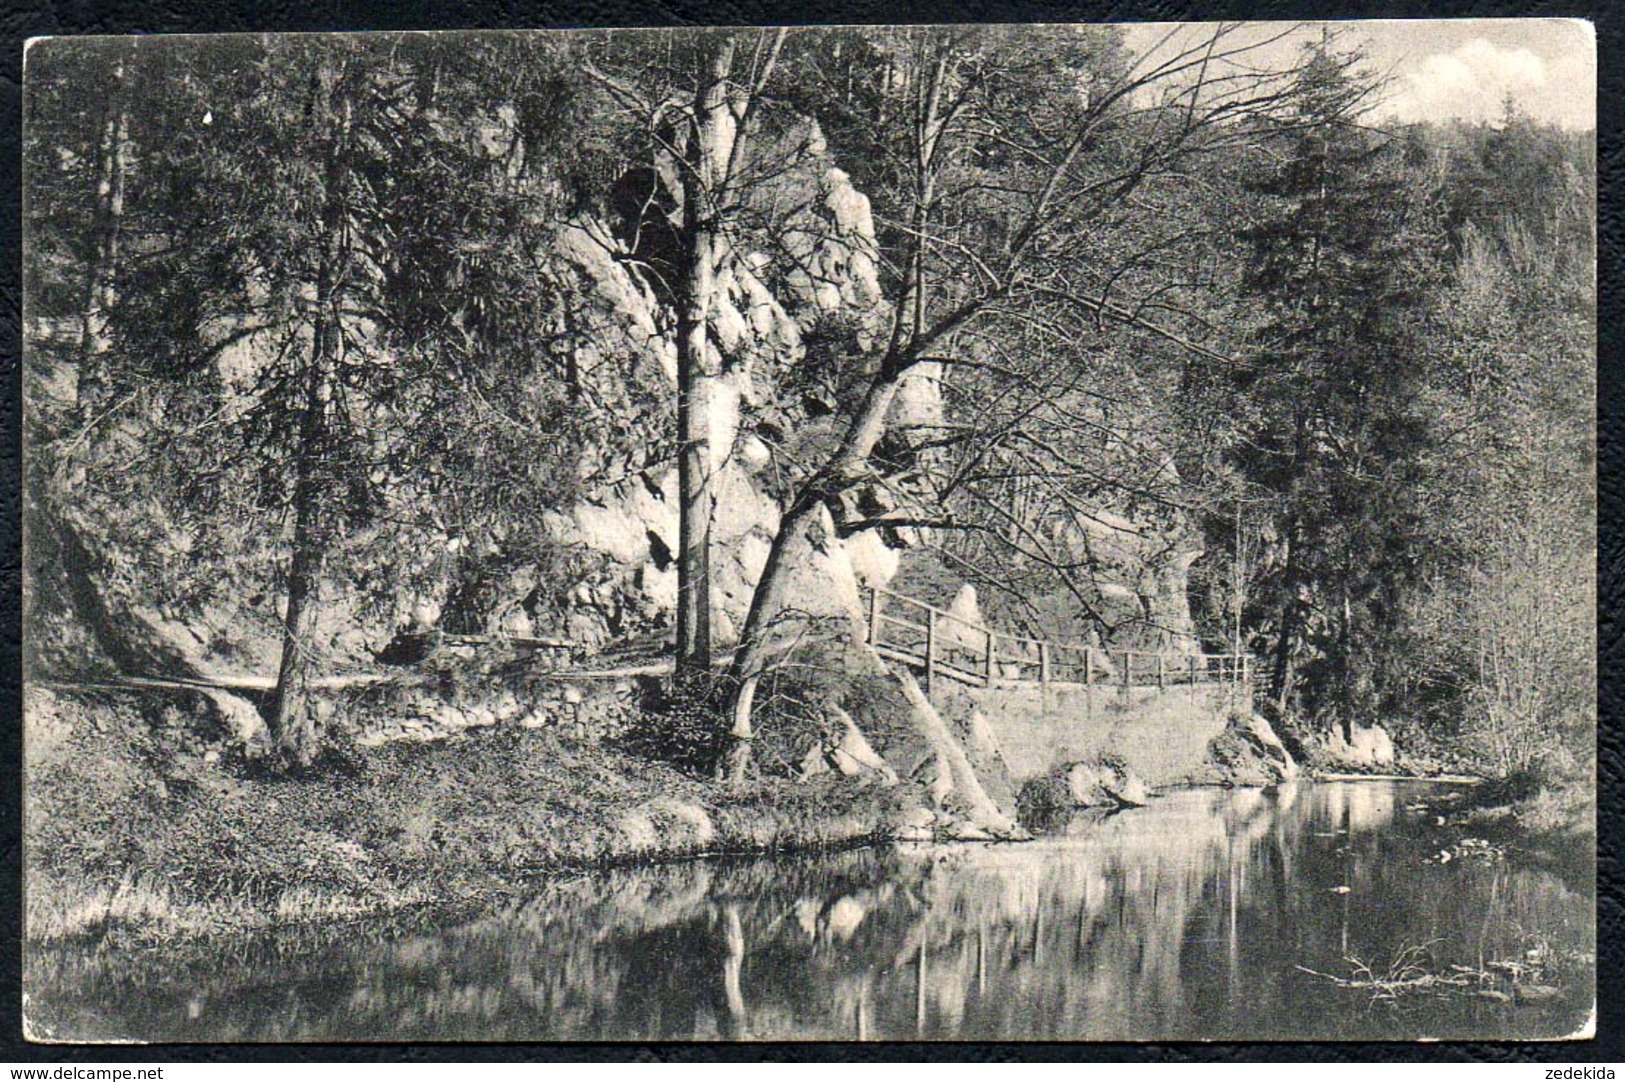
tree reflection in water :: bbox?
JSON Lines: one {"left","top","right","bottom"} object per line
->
{"left": 27, "top": 783, "right": 1593, "bottom": 1042}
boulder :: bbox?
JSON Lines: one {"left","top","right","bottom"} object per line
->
{"left": 1198, "top": 711, "right": 1299, "bottom": 786}
{"left": 1241, "top": 712, "right": 1299, "bottom": 777}
{"left": 827, "top": 706, "right": 898, "bottom": 784}
{"left": 798, "top": 742, "right": 831, "bottom": 778}
{"left": 1329, "top": 723, "right": 1397, "bottom": 768}
{"left": 892, "top": 805, "right": 937, "bottom": 842}
{"left": 1065, "top": 758, "right": 1150, "bottom": 808}
{"left": 945, "top": 821, "right": 996, "bottom": 842}
{"left": 1100, "top": 766, "right": 1149, "bottom": 807}
{"left": 1066, "top": 762, "right": 1108, "bottom": 806}
{"left": 1350, "top": 724, "right": 1396, "bottom": 767}
{"left": 200, "top": 688, "right": 271, "bottom": 757}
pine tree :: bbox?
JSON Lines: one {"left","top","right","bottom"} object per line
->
{"left": 1233, "top": 39, "right": 1445, "bottom": 737}
{"left": 28, "top": 34, "right": 583, "bottom": 767}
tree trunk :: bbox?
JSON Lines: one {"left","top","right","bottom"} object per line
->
{"left": 268, "top": 58, "right": 349, "bottom": 769}
{"left": 717, "top": 36, "right": 948, "bottom": 770}
{"left": 1271, "top": 519, "right": 1300, "bottom": 720}
{"left": 674, "top": 255, "right": 719, "bottom": 683}
{"left": 270, "top": 277, "right": 341, "bottom": 766}
{"left": 269, "top": 295, "right": 341, "bottom": 769}
{"left": 674, "top": 37, "right": 738, "bottom": 684}
{"left": 719, "top": 491, "right": 816, "bottom": 781}
{"left": 1338, "top": 579, "right": 1355, "bottom": 744}
{"left": 720, "top": 671, "right": 758, "bottom": 785}
{"left": 728, "top": 375, "right": 907, "bottom": 689}
{"left": 270, "top": 483, "right": 328, "bottom": 767}
{"left": 75, "top": 55, "right": 130, "bottom": 417}
{"left": 722, "top": 374, "right": 910, "bottom": 776}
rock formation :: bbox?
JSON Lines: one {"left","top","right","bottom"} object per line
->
{"left": 29, "top": 112, "right": 1213, "bottom": 829}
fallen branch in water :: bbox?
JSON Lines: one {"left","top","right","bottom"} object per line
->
{"left": 1296, "top": 934, "right": 1586, "bottom": 1008}
{"left": 1294, "top": 962, "right": 1482, "bottom": 1001}
{"left": 1295, "top": 940, "right": 1491, "bottom": 1003}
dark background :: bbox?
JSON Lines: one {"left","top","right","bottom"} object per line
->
{"left": 2, "top": 0, "right": 1618, "bottom": 1063}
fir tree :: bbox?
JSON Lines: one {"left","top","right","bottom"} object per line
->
{"left": 1233, "top": 38, "right": 1446, "bottom": 738}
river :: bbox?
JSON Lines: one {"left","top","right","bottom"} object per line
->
{"left": 26, "top": 781, "right": 1593, "bottom": 1042}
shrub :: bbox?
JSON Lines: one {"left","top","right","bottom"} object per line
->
{"left": 611, "top": 679, "right": 728, "bottom": 776}
{"left": 1015, "top": 775, "right": 1073, "bottom": 834}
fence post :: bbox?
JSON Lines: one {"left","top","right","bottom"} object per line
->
{"left": 868, "top": 586, "right": 883, "bottom": 646}
{"left": 1189, "top": 654, "right": 1198, "bottom": 687}
{"left": 1039, "top": 642, "right": 1051, "bottom": 687}
{"left": 1156, "top": 653, "right": 1165, "bottom": 690}
{"left": 984, "top": 629, "right": 996, "bottom": 687}
{"left": 1122, "top": 651, "right": 1132, "bottom": 689}
{"left": 924, "top": 608, "right": 936, "bottom": 696}
{"left": 1084, "top": 647, "right": 1093, "bottom": 686}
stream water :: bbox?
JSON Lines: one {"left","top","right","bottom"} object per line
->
{"left": 27, "top": 781, "right": 1593, "bottom": 1042}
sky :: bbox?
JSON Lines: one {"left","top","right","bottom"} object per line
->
{"left": 1120, "top": 19, "right": 1596, "bottom": 131}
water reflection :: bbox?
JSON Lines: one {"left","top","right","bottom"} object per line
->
{"left": 27, "top": 782, "right": 1593, "bottom": 1042}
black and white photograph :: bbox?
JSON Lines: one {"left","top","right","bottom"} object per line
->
{"left": 18, "top": 19, "right": 1597, "bottom": 1043}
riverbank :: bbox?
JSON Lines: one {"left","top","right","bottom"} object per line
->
{"left": 27, "top": 679, "right": 1591, "bottom": 948}
{"left": 1447, "top": 772, "right": 1596, "bottom": 888}
{"left": 24, "top": 685, "right": 906, "bottom": 945}
{"left": 32, "top": 636, "right": 1294, "bottom": 945}
{"left": 26, "top": 778, "right": 1595, "bottom": 1042}
{"left": 1284, "top": 724, "right": 1595, "bottom": 888}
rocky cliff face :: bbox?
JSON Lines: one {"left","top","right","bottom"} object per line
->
{"left": 533, "top": 152, "right": 899, "bottom": 650}
{"left": 29, "top": 135, "right": 1203, "bottom": 687}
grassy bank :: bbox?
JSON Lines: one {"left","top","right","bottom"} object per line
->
{"left": 28, "top": 682, "right": 1595, "bottom": 948}
{"left": 1447, "top": 770, "right": 1597, "bottom": 887}
{"left": 1273, "top": 714, "right": 1595, "bottom": 882}
{"left": 24, "top": 685, "right": 903, "bottom": 945}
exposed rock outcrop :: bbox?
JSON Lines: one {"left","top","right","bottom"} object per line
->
{"left": 1192, "top": 711, "right": 1299, "bottom": 786}
{"left": 1066, "top": 760, "right": 1151, "bottom": 808}
{"left": 823, "top": 707, "right": 899, "bottom": 783}
{"left": 1013, "top": 755, "right": 1154, "bottom": 834}
{"left": 940, "top": 584, "right": 990, "bottom": 656}
{"left": 31, "top": 110, "right": 1212, "bottom": 829}
{"left": 1337, "top": 723, "right": 1397, "bottom": 768}
{"left": 833, "top": 645, "right": 1024, "bottom": 840}
{"left": 1061, "top": 506, "right": 1203, "bottom": 655}
{"left": 201, "top": 689, "right": 272, "bottom": 758}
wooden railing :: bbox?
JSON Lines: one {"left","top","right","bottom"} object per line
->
{"left": 861, "top": 584, "right": 1253, "bottom": 695}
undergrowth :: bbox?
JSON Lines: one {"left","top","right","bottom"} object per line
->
{"left": 26, "top": 685, "right": 899, "bottom": 944}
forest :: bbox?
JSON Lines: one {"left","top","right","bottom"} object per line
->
{"left": 21, "top": 25, "right": 1595, "bottom": 945}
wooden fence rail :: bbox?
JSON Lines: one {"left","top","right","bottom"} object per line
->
{"left": 861, "top": 584, "right": 1254, "bottom": 697}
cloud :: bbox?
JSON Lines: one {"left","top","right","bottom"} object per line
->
{"left": 1389, "top": 37, "right": 1592, "bottom": 128}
